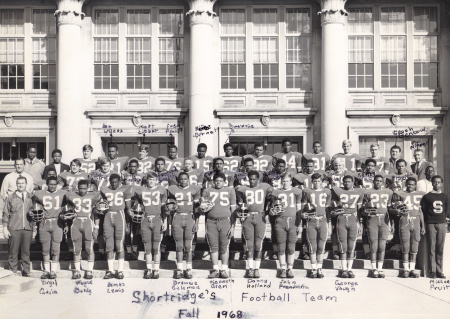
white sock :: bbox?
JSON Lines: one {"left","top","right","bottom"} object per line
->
{"left": 371, "top": 262, "right": 376, "bottom": 270}
{"left": 118, "top": 258, "right": 124, "bottom": 272}
{"left": 312, "top": 263, "right": 317, "bottom": 270}
{"left": 213, "top": 265, "right": 219, "bottom": 270}
{"left": 177, "top": 262, "right": 184, "bottom": 271}
{"left": 43, "top": 262, "right": 50, "bottom": 272}
{"left": 410, "top": 262, "right": 416, "bottom": 271}
{"left": 107, "top": 259, "right": 114, "bottom": 271}
{"left": 88, "top": 261, "right": 94, "bottom": 271}
{"left": 279, "top": 254, "right": 287, "bottom": 269}
{"left": 341, "top": 260, "right": 348, "bottom": 271}
{"left": 132, "top": 246, "right": 138, "bottom": 253}
{"left": 403, "top": 262, "right": 409, "bottom": 271}
{"left": 245, "top": 260, "right": 249, "bottom": 269}
{"left": 74, "top": 261, "right": 81, "bottom": 271}
{"left": 186, "top": 262, "right": 192, "bottom": 270}
{"left": 51, "top": 262, "right": 59, "bottom": 272}
{"left": 248, "top": 259, "right": 254, "bottom": 269}
{"left": 377, "top": 261, "right": 384, "bottom": 271}
{"left": 275, "top": 260, "right": 280, "bottom": 269}
{"left": 222, "top": 265, "right": 228, "bottom": 272}
{"left": 318, "top": 263, "right": 323, "bottom": 270}
{"left": 254, "top": 260, "right": 261, "bottom": 270}
{"left": 146, "top": 263, "right": 152, "bottom": 270}
{"left": 154, "top": 263, "right": 160, "bottom": 270}
{"left": 348, "top": 259, "right": 354, "bottom": 270}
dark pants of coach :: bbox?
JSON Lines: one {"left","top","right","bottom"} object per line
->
{"left": 8, "top": 229, "right": 33, "bottom": 273}
{"left": 426, "top": 223, "right": 446, "bottom": 274}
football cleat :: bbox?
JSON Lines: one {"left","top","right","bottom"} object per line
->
{"left": 402, "top": 270, "right": 410, "bottom": 278}
{"left": 348, "top": 270, "right": 355, "bottom": 278}
{"left": 270, "top": 198, "right": 286, "bottom": 216}
{"left": 287, "top": 269, "right": 294, "bottom": 279}
{"left": 72, "top": 270, "right": 82, "bottom": 280}
{"left": 309, "top": 270, "right": 317, "bottom": 279}
{"left": 378, "top": 270, "right": 386, "bottom": 279}
{"left": 372, "top": 269, "right": 380, "bottom": 278}
{"left": 279, "top": 269, "right": 287, "bottom": 278}
{"left": 152, "top": 270, "right": 160, "bottom": 279}
{"left": 208, "top": 270, "right": 220, "bottom": 279}
{"left": 317, "top": 268, "right": 324, "bottom": 278}
{"left": 95, "top": 199, "right": 110, "bottom": 215}
{"left": 130, "top": 202, "right": 145, "bottom": 224}
{"left": 175, "top": 269, "right": 183, "bottom": 279}
{"left": 116, "top": 271, "right": 124, "bottom": 280}
{"left": 41, "top": 271, "right": 50, "bottom": 279}
{"left": 330, "top": 200, "right": 345, "bottom": 216}
{"left": 219, "top": 270, "right": 229, "bottom": 279}
{"left": 103, "top": 271, "right": 115, "bottom": 280}
{"left": 84, "top": 271, "right": 93, "bottom": 280}
{"left": 60, "top": 203, "right": 77, "bottom": 221}
{"left": 199, "top": 197, "right": 215, "bottom": 213}
{"left": 49, "top": 271, "right": 57, "bottom": 279}
{"left": 143, "top": 269, "right": 152, "bottom": 279}
{"left": 184, "top": 269, "right": 193, "bottom": 279}
{"left": 30, "top": 203, "right": 45, "bottom": 222}
{"left": 253, "top": 269, "right": 260, "bottom": 278}
{"left": 341, "top": 270, "right": 349, "bottom": 278}
{"left": 165, "top": 199, "right": 178, "bottom": 214}
{"left": 365, "top": 200, "right": 378, "bottom": 216}
{"left": 245, "top": 269, "right": 254, "bottom": 278}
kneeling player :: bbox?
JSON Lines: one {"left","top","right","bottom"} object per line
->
{"left": 202, "top": 173, "right": 237, "bottom": 278}
{"left": 362, "top": 175, "right": 393, "bottom": 278}
{"left": 331, "top": 175, "right": 364, "bottom": 278}
{"left": 271, "top": 173, "right": 302, "bottom": 278}
{"left": 167, "top": 172, "right": 201, "bottom": 279}
{"left": 100, "top": 174, "right": 133, "bottom": 279}
{"left": 236, "top": 171, "right": 273, "bottom": 278}
{"left": 64, "top": 180, "right": 101, "bottom": 279}
{"left": 302, "top": 173, "right": 331, "bottom": 278}
{"left": 129, "top": 172, "right": 167, "bottom": 279}
{"left": 390, "top": 177, "right": 425, "bottom": 278}
{"left": 33, "top": 177, "right": 67, "bottom": 279}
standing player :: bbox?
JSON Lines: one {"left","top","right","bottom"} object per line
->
{"left": 36, "top": 168, "right": 57, "bottom": 190}
{"left": 241, "top": 142, "right": 273, "bottom": 171}
{"left": 234, "top": 158, "right": 263, "bottom": 187}
{"left": 221, "top": 143, "right": 242, "bottom": 172}
{"left": 293, "top": 159, "right": 326, "bottom": 190}
{"left": 89, "top": 158, "right": 113, "bottom": 191}
{"left": 64, "top": 180, "right": 101, "bottom": 280}
{"left": 331, "top": 175, "right": 365, "bottom": 278}
{"left": 135, "top": 144, "right": 156, "bottom": 174}
{"left": 190, "top": 143, "right": 213, "bottom": 172}
{"left": 271, "top": 173, "right": 302, "bottom": 278}
{"left": 331, "top": 139, "right": 362, "bottom": 172}
{"left": 203, "top": 158, "right": 235, "bottom": 189}
{"left": 364, "top": 144, "right": 389, "bottom": 172}
{"left": 386, "top": 159, "right": 417, "bottom": 191}
{"left": 153, "top": 157, "right": 175, "bottom": 188}
{"left": 303, "top": 141, "right": 331, "bottom": 172}
{"left": 272, "top": 138, "right": 303, "bottom": 173}
{"left": 129, "top": 172, "right": 167, "bottom": 279}
{"left": 100, "top": 174, "right": 133, "bottom": 279}
{"left": 167, "top": 172, "right": 201, "bottom": 279}
{"left": 171, "top": 158, "right": 204, "bottom": 186}
{"left": 106, "top": 144, "right": 129, "bottom": 174}
{"left": 420, "top": 175, "right": 449, "bottom": 279}
{"left": 362, "top": 175, "right": 393, "bottom": 278}
{"left": 236, "top": 171, "right": 273, "bottom": 278}
{"left": 57, "top": 159, "right": 89, "bottom": 192}
{"left": 202, "top": 172, "right": 237, "bottom": 279}
{"left": 121, "top": 159, "right": 145, "bottom": 187}
{"left": 161, "top": 144, "right": 184, "bottom": 171}
{"left": 302, "top": 173, "right": 332, "bottom": 278}
{"left": 390, "top": 177, "right": 425, "bottom": 278}
{"left": 386, "top": 145, "right": 413, "bottom": 175}
{"left": 33, "top": 177, "right": 67, "bottom": 279}
{"left": 77, "top": 144, "right": 98, "bottom": 174}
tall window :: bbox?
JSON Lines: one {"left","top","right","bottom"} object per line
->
{"left": 94, "top": 10, "right": 119, "bottom": 90}
{"left": 253, "top": 9, "right": 278, "bottom": 89}
{"left": 158, "top": 9, "right": 184, "bottom": 90}
{"left": 220, "top": 9, "right": 245, "bottom": 89}
{"left": 32, "top": 10, "right": 56, "bottom": 90}
{"left": 0, "top": 10, "right": 24, "bottom": 89}
{"left": 414, "top": 7, "right": 438, "bottom": 89}
{"left": 348, "top": 8, "right": 373, "bottom": 89}
{"left": 286, "top": 8, "right": 311, "bottom": 89}
{"left": 126, "top": 10, "right": 151, "bottom": 89}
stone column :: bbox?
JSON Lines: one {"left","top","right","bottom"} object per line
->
{"left": 55, "top": 0, "right": 85, "bottom": 162}
{"left": 186, "top": 0, "right": 217, "bottom": 156}
{"left": 317, "top": 0, "right": 348, "bottom": 156}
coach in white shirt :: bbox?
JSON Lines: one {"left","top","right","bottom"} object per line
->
{"left": 417, "top": 166, "right": 435, "bottom": 193}
{"left": 0, "top": 158, "right": 33, "bottom": 213}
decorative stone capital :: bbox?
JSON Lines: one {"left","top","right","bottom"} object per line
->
{"left": 186, "top": 0, "right": 217, "bottom": 26}
{"left": 316, "top": 0, "right": 348, "bottom": 25}
{"left": 55, "top": 0, "right": 85, "bottom": 27}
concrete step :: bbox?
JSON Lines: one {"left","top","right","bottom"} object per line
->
{"left": 0, "top": 269, "right": 39, "bottom": 294}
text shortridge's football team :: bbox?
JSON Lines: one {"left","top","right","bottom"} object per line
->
{"left": 4, "top": 138, "right": 449, "bottom": 281}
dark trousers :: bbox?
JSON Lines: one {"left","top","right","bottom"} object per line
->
{"left": 426, "top": 223, "right": 446, "bottom": 274}
{"left": 8, "top": 229, "right": 33, "bottom": 273}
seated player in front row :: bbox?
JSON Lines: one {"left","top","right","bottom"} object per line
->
{"left": 201, "top": 172, "right": 237, "bottom": 279}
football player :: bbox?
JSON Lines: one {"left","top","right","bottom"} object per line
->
{"left": 271, "top": 173, "right": 302, "bottom": 278}
{"left": 272, "top": 138, "right": 303, "bottom": 173}
{"left": 167, "top": 172, "right": 201, "bottom": 279}
{"left": 57, "top": 159, "right": 89, "bottom": 192}
{"left": 77, "top": 144, "right": 98, "bottom": 174}
{"left": 202, "top": 172, "right": 237, "bottom": 279}
{"left": 64, "top": 180, "right": 101, "bottom": 280}
{"left": 302, "top": 173, "right": 332, "bottom": 278}
{"left": 221, "top": 143, "right": 242, "bottom": 172}
{"left": 135, "top": 144, "right": 156, "bottom": 174}
{"left": 203, "top": 157, "right": 235, "bottom": 189}
{"left": 171, "top": 158, "right": 204, "bottom": 186}
{"left": 89, "top": 158, "right": 113, "bottom": 191}
{"left": 161, "top": 144, "right": 184, "bottom": 171}
{"left": 121, "top": 159, "right": 144, "bottom": 260}
{"left": 303, "top": 141, "right": 331, "bottom": 172}
{"left": 331, "top": 175, "right": 365, "bottom": 278}
{"left": 129, "top": 172, "right": 167, "bottom": 279}
{"left": 390, "top": 177, "right": 425, "bottom": 278}
{"left": 387, "top": 159, "right": 417, "bottom": 191}
{"left": 190, "top": 143, "right": 213, "bottom": 172}
{"left": 364, "top": 144, "right": 389, "bottom": 172}
{"left": 153, "top": 157, "right": 175, "bottom": 188}
{"left": 35, "top": 168, "right": 57, "bottom": 190}
{"left": 386, "top": 145, "right": 413, "bottom": 175}
{"left": 33, "top": 176, "right": 67, "bottom": 279}
{"left": 106, "top": 144, "right": 129, "bottom": 173}
{"left": 100, "top": 174, "right": 133, "bottom": 279}
{"left": 362, "top": 175, "right": 393, "bottom": 278}
{"left": 233, "top": 158, "right": 263, "bottom": 187}
{"left": 241, "top": 142, "right": 273, "bottom": 171}
{"left": 236, "top": 170, "right": 273, "bottom": 278}
{"left": 331, "top": 139, "right": 362, "bottom": 172}
{"left": 293, "top": 159, "right": 326, "bottom": 190}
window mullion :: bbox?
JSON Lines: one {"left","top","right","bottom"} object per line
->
{"left": 278, "top": 6, "right": 286, "bottom": 91}
{"left": 118, "top": 7, "right": 127, "bottom": 91}
{"left": 373, "top": 5, "right": 381, "bottom": 91}
{"left": 406, "top": 5, "right": 414, "bottom": 91}
{"left": 246, "top": 6, "right": 252, "bottom": 91}
{"left": 23, "top": 7, "right": 32, "bottom": 91}
{"left": 151, "top": 7, "right": 158, "bottom": 91}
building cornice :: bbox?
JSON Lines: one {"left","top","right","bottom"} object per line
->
{"left": 215, "top": 108, "right": 318, "bottom": 119}
{"left": 346, "top": 107, "right": 448, "bottom": 118}
{"left": 0, "top": 109, "right": 57, "bottom": 120}
{"left": 85, "top": 108, "right": 188, "bottom": 120}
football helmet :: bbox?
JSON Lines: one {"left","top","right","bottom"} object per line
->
{"left": 95, "top": 199, "right": 109, "bottom": 215}
{"left": 131, "top": 201, "right": 145, "bottom": 223}
{"left": 199, "top": 196, "right": 215, "bottom": 213}
{"left": 30, "top": 202, "right": 45, "bottom": 222}
{"left": 236, "top": 203, "right": 250, "bottom": 219}
{"left": 393, "top": 201, "right": 409, "bottom": 215}
{"left": 59, "top": 203, "right": 77, "bottom": 221}
{"left": 270, "top": 198, "right": 285, "bottom": 216}
{"left": 365, "top": 200, "right": 378, "bottom": 216}
{"left": 164, "top": 198, "right": 178, "bottom": 214}
{"left": 303, "top": 203, "right": 317, "bottom": 218}
{"left": 330, "top": 200, "right": 344, "bottom": 216}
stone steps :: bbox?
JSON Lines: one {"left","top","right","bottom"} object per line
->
{"left": 0, "top": 269, "right": 39, "bottom": 294}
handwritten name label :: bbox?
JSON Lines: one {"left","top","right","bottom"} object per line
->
{"left": 138, "top": 124, "right": 158, "bottom": 135}
{"left": 40, "top": 280, "right": 58, "bottom": 295}
{"left": 172, "top": 280, "right": 201, "bottom": 291}
{"left": 210, "top": 279, "right": 234, "bottom": 289}
{"left": 411, "top": 140, "right": 429, "bottom": 150}
{"left": 103, "top": 124, "right": 123, "bottom": 134}
{"left": 132, "top": 290, "right": 216, "bottom": 305}
{"left": 158, "top": 167, "right": 179, "bottom": 182}
{"left": 247, "top": 279, "right": 272, "bottom": 288}
{"left": 194, "top": 124, "right": 219, "bottom": 139}
{"left": 430, "top": 279, "right": 450, "bottom": 291}
{"left": 229, "top": 123, "right": 255, "bottom": 133}
{"left": 107, "top": 282, "right": 125, "bottom": 293}
{"left": 393, "top": 127, "right": 425, "bottom": 137}
{"left": 73, "top": 280, "right": 93, "bottom": 295}
{"left": 167, "top": 124, "right": 183, "bottom": 136}
{"left": 335, "top": 280, "right": 358, "bottom": 293}
{"left": 279, "top": 280, "right": 309, "bottom": 290}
